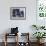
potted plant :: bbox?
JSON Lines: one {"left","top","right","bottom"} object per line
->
{"left": 33, "top": 32, "right": 46, "bottom": 43}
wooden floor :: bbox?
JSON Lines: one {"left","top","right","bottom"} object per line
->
{"left": 0, "top": 42, "right": 46, "bottom": 46}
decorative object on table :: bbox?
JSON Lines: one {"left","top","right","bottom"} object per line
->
{"left": 11, "top": 27, "right": 18, "bottom": 34}
{"left": 10, "top": 7, "right": 26, "bottom": 20}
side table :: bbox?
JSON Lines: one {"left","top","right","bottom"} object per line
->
{"left": 4, "top": 33, "right": 18, "bottom": 46}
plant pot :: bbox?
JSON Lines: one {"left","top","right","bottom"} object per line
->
{"left": 37, "top": 39, "right": 40, "bottom": 43}
{"left": 37, "top": 39, "right": 45, "bottom": 44}
{"left": 40, "top": 38, "right": 45, "bottom": 43}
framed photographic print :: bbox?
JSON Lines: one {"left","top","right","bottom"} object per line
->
{"left": 10, "top": 7, "right": 26, "bottom": 20}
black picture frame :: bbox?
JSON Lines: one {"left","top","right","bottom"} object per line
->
{"left": 10, "top": 7, "right": 26, "bottom": 20}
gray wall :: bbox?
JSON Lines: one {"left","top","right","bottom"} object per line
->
{"left": 0, "top": 0, "right": 37, "bottom": 42}
{"left": 0, "top": 0, "right": 36, "bottom": 33}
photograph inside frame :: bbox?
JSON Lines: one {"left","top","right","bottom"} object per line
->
{"left": 10, "top": 7, "right": 26, "bottom": 20}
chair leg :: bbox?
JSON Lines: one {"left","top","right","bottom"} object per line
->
{"left": 4, "top": 41, "right": 7, "bottom": 46}
{"left": 4, "top": 33, "right": 7, "bottom": 46}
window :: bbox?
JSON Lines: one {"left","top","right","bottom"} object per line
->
{"left": 37, "top": 0, "right": 46, "bottom": 18}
